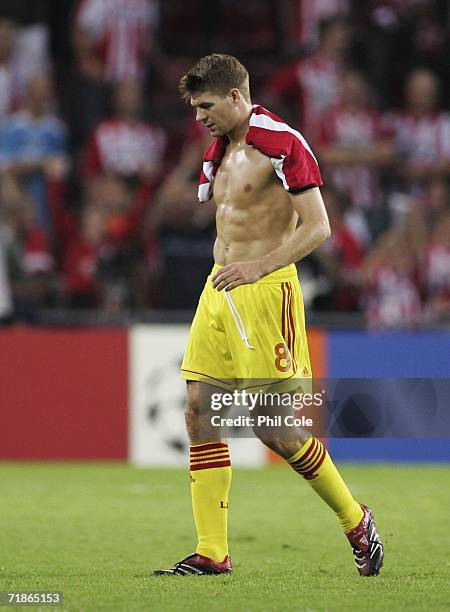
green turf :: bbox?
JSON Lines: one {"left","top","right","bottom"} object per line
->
{"left": 0, "top": 463, "right": 449, "bottom": 611}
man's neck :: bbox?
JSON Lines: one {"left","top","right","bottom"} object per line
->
{"left": 227, "top": 103, "right": 253, "bottom": 145}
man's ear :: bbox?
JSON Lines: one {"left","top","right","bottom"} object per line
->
{"left": 229, "top": 88, "right": 241, "bottom": 105}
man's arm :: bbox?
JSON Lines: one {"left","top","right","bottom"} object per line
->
{"left": 212, "top": 187, "right": 330, "bottom": 291}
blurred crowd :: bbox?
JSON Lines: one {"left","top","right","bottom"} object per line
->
{"left": 0, "top": 0, "right": 449, "bottom": 328}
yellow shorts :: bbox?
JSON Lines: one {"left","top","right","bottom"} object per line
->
{"left": 181, "top": 264, "right": 311, "bottom": 390}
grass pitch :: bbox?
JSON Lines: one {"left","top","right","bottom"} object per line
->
{"left": 1, "top": 463, "right": 449, "bottom": 611}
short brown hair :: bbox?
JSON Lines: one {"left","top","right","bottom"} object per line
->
{"left": 179, "top": 53, "right": 250, "bottom": 101}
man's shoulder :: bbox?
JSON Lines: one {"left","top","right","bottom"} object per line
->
{"left": 241, "top": 141, "right": 275, "bottom": 172}
{"left": 246, "top": 104, "right": 322, "bottom": 193}
{"left": 247, "top": 105, "right": 312, "bottom": 157}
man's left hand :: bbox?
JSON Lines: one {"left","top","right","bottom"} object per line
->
{"left": 212, "top": 260, "right": 265, "bottom": 291}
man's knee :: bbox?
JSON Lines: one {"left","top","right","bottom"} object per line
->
{"left": 252, "top": 427, "right": 274, "bottom": 450}
{"left": 253, "top": 431, "right": 286, "bottom": 456}
{"left": 253, "top": 425, "right": 308, "bottom": 460}
{"left": 185, "top": 381, "right": 224, "bottom": 443}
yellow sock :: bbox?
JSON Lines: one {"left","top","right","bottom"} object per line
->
{"left": 190, "top": 442, "right": 232, "bottom": 562}
{"left": 288, "top": 437, "right": 363, "bottom": 532}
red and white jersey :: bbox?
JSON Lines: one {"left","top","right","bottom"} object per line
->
{"left": 424, "top": 242, "right": 450, "bottom": 300}
{"left": 320, "top": 105, "right": 389, "bottom": 207}
{"left": 269, "top": 54, "right": 341, "bottom": 142}
{"left": 366, "top": 265, "right": 422, "bottom": 329}
{"left": 323, "top": 223, "right": 363, "bottom": 309}
{"left": 199, "top": 105, "right": 322, "bottom": 203}
{"left": 384, "top": 111, "right": 450, "bottom": 164}
{"left": 0, "top": 25, "right": 49, "bottom": 118}
{"left": 83, "top": 118, "right": 166, "bottom": 178}
{"left": 23, "top": 228, "right": 54, "bottom": 274}
{"left": 64, "top": 240, "right": 99, "bottom": 295}
{"left": 75, "top": 0, "right": 159, "bottom": 81}
{"left": 294, "top": 0, "right": 350, "bottom": 47}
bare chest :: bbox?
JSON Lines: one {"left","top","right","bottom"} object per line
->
{"left": 213, "top": 144, "right": 276, "bottom": 208}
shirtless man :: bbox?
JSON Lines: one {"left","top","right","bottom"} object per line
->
{"left": 154, "top": 54, "right": 383, "bottom": 578}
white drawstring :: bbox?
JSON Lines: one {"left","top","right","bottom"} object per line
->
{"left": 224, "top": 291, "right": 254, "bottom": 349}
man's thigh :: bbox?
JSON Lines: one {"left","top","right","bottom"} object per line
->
{"left": 181, "top": 276, "right": 235, "bottom": 386}
{"left": 225, "top": 279, "right": 311, "bottom": 384}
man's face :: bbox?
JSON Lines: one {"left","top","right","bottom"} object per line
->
{"left": 406, "top": 72, "right": 437, "bottom": 115}
{"left": 191, "top": 90, "right": 236, "bottom": 137}
{"left": 322, "top": 21, "right": 350, "bottom": 56}
{"left": 340, "top": 72, "right": 368, "bottom": 109}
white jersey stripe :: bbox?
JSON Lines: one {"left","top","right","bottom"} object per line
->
{"left": 202, "top": 160, "right": 215, "bottom": 182}
{"left": 250, "top": 108, "right": 319, "bottom": 165}
{"left": 198, "top": 182, "right": 210, "bottom": 202}
{"left": 270, "top": 155, "right": 289, "bottom": 191}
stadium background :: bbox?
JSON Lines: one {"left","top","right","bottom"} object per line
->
{"left": 0, "top": 0, "right": 449, "bottom": 463}
{"left": 0, "top": 2, "right": 449, "bottom": 610}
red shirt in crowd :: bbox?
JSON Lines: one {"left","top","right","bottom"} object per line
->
{"left": 383, "top": 110, "right": 450, "bottom": 193}
{"left": 424, "top": 242, "right": 450, "bottom": 302}
{"left": 82, "top": 117, "right": 166, "bottom": 179}
{"left": 48, "top": 178, "right": 153, "bottom": 300}
{"left": 22, "top": 227, "right": 53, "bottom": 275}
{"left": 291, "top": 0, "right": 350, "bottom": 47}
{"left": 75, "top": 0, "right": 159, "bottom": 81}
{"left": 327, "top": 223, "right": 363, "bottom": 309}
{"left": 319, "top": 104, "right": 391, "bottom": 208}
{"left": 267, "top": 53, "right": 342, "bottom": 142}
{"left": 365, "top": 265, "right": 422, "bottom": 329}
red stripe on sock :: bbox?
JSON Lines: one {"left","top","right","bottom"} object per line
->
{"left": 191, "top": 447, "right": 229, "bottom": 455}
{"left": 290, "top": 438, "right": 318, "bottom": 468}
{"left": 301, "top": 447, "right": 327, "bottom": 480}
{"left": 190, "top": 459, "right": 231, "bottom": 471}
{"left": 191, "top": 448, "right": 228, "bottom": 459}
{"left": 190, "top": 453, "right": 230, "bottom": 465}
{"left": 190, "top": 442, "right": 228, "bottom": 454}
{"left": 297, "top": 441, "right": 323, "bottom": 472}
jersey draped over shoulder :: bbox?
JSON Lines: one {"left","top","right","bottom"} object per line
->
{"left": 198, "top": 105, "right": 323, "bottom": 203}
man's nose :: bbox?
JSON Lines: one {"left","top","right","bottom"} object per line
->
{"left": 196, "top": 108, "right": 207, "bottom": 122}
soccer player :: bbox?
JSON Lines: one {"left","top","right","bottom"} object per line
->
{"left": 154, "top": 54, "right": 384, "bottom": 577}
